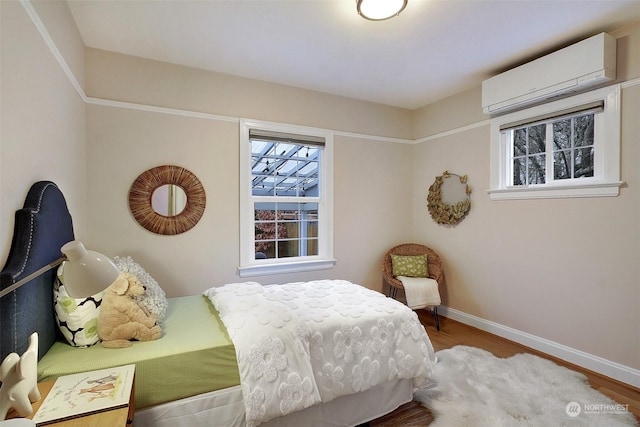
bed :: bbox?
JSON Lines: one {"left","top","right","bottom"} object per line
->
{"left": 0, "top": 181, "right": 436, "bottom": 426}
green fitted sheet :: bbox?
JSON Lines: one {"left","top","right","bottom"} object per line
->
{"left": 38, "top": 295, "right": 240, "bottom": 409}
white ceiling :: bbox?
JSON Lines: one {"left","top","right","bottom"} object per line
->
{"left": 67, "top": 0, "right": 640, "bottom": 109}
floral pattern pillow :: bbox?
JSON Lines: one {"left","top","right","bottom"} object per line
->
{"left": 113, "top": 256, "right": 168, "bottom": 321}
{"left": 391, "top": 254, "right": 429, "bottom": 278}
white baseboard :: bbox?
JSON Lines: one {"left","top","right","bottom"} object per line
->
{"left": 438, "top": 306, "right": 640, "bottom": 389}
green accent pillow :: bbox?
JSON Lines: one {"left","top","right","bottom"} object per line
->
{"left": 391, "top": 254, "right": 429, "bottom": 278}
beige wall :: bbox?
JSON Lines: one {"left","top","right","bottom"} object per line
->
{"left": 410, "top": 25, "right": 640, "bottom": 370}
{"left": 85, "top": 49, "right": 414, "bottom": 140}
{"left": 411, "top": 86, "right": 486, "bottom": 139}
{"left": 83, "top": 107, "right": 414, "bottom": 296}
{"left": 0, "top": 0, "right": 86, "bottom": 261}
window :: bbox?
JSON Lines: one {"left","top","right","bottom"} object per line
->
{"left": 509, "top": 109, "right": 596, "bottom": 186}
{"left": 489, "top": 85, "right": 622, "bottom": 200}
{"left": 239, "top": 119, "right": 334, "bottom": 277}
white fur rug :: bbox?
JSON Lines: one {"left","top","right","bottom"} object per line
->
{"left": 414, "top": 345, "right": 638, "bottom": 427}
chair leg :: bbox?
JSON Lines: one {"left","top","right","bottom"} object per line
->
{"left": 433, "top": 306, "right": 440, "bottom": 331}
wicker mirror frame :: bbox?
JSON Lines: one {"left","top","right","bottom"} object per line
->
{"left": 427, "top": 171, "right": 471, "bottom": 225}
{"left": 129, "top": 165, "right": 206, "bottom": 235}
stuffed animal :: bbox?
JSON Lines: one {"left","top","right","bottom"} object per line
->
{"left": 0, "top": 333, "right": 40, "bottom": 420}
{"left": 98, "top": 273, "right": 162, "bottom": 348}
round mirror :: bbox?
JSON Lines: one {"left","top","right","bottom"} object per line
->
{"left": 152, "top": 184, "right": 187, "bottom": 216}
{"left": 129, "top": 165, "right": 206, "bottom": 235}
{"left": 427, "top": 171, "right": 471, "bottom": 225}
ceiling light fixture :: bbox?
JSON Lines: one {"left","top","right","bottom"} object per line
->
{"left": 357, "top": 0, "right": 407, "bottom": 21}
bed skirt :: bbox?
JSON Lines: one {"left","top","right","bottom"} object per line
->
{"left": 135, "top": 378, "right": 414, "bottom": 427}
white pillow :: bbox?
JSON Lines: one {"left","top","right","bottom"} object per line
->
{"left": 113, "top": 256, "right": 168, "bottom": 321}
{"left": 54, "top": 265, "right": 103, "bottom": 347}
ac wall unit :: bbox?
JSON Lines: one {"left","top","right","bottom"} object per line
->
{"left": 482, "top": 32, "right": 616, "bottom": 115}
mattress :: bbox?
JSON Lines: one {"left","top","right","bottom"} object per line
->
{"left": 38, "top": 295, "right": 240, "bottom": 408}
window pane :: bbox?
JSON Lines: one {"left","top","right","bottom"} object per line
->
{"left": 575, "top": 147, "right": 594, "bottom": 177}
{"left": 553, "top": 150, "right": 571, "bottom": 180}
{"left": 514, "top": 129, "right": 526, "bottom": 156}
{"left": 255, "top": 207, "right": 285, "bottom": 260}
{"left": 553, "top": 120, "right": 571, "bottom": 150}
{"left": 573, "top": 114, "right": 594, "bottom": 178}
{"left": 528, "top": 155, "right": 545, "bottom": 184}
{"left": 278, "top": 240, "right": 299, "bottom": 258}
{"left": 574, "top": 114, "right": 594, "bottom": 147}
{"left": 298, "top": 161, "right": 317, "bottom": 175}
{"left": 528, "top": 124, "right": 546, "bottom": 154}
{"left": 251, "top": 139, "right": 320, "bottom": 198}
{"left": 511, "top": 124, "right": 546, "bottom": 186}
{"left": 306, "top": 239, "right": 318, "bottom": 256}
{"left": 254, "top": 207, "right": 278, "bottom": 241}
{"left": 305, "top": 221, "right": 318, "bottom": 238}
{"left": 276, "top": 142, "right": 296, "bottom": 157}
{"left": 277, "top": 159, "right": 298, "bottom": 175}
{"left": 255, "top": 241, "right": 275, "bottom": 259}
{"left": 513, "top": 157, "right": 526, "bottom": 186}
{"left": 294, "top": 146, "right": 318, "bottom": 159}
{"left": 551, "top": 113, "right": 594, "bottom": 181}
{"left": 253, "top": 202, "right": 319, "bottom": 261}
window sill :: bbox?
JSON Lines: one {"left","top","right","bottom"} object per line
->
{"left": 488, "top": 181, "right": 624, "bottom": 200}
{"left": 238, "top": 258, "right": 336, "bottom": 278}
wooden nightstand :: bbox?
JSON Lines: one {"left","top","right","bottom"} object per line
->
{"left": 7, "top": 378, "right": 135, "bottom": 426}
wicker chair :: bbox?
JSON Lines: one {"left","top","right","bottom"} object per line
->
{"left": 382, "top": 243, "right": 444, "bottom": 330}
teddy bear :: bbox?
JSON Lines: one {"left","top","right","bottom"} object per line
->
{"left": 98, "top": 272, "right": 162, "bottom": 348}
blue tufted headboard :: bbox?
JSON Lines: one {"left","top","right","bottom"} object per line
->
{"left": 0, "top": 181, "right": 75, "bottom": 361}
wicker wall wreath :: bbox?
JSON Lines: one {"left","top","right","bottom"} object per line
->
{"left": 129, "top": 165, "right": 206, "bottom": 235}
{"left": 427, "top": 171, "right": 471, "bottom": 225}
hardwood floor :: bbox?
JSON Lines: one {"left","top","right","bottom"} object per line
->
{"left": 369, "top": 311, "right": 640, "bottom": 426}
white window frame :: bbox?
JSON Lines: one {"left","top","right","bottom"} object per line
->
{"left": 239, "top": 119, "right": 335, "bottom": 277}
{"left": 488, "top": 85, "right": 623, "bottom": 200}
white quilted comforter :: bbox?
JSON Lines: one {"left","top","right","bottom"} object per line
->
{"left": 203, "top": 279, "right": 436, "bottom": 426}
